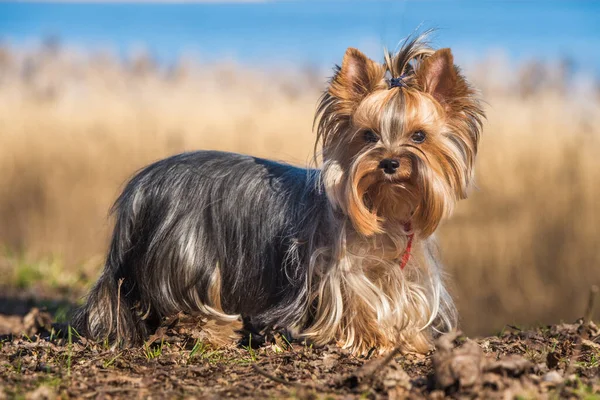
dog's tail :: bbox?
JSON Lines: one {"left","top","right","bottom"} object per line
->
{"left": 72, "top": 272, "right": 148, "bottom": 347}
{"left": 72, "top": 263, "right": 149, "bottom": 347}
{"left": 72, "top": 206, "right": 151, "bottom": 347}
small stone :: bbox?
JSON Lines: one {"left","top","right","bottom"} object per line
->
{"left": 480, "top": 340, "right": 491, "bottom": 352}
{"left": 429, "top": 390, "right": 446, "bottom": 400}
{"left": 542, "top": 370, "right": 563, "bottom": 384}
{"left": 25, "top": 385, "right": 55, "bottom": 400}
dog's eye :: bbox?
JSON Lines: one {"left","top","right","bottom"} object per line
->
{"left": 363, "top": 130, "right": 379, "bottom": 143}
{"left": 411, "top": 130, "right": 426, "bottom": 144}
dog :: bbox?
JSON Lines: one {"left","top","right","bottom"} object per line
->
{"left": 74, "top": 33, "right": 484, "bottom": 355}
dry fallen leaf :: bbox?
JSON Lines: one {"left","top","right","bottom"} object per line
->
{"left": 485, "top": 355, "right": 533, "bottom": 375}
{"left": 382, "top": 361, "right": 411, "bottom": 390}
{"left": 433, "top": 332, "right": 484, "bottom": 389}
{"left": 22, "top": 308, "right": 52, "bottom": 336}
{"left": 582, "top": 338, "right": 600, "bottom": 350}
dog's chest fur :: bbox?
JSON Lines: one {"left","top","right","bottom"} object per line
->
{"left": 300, "top": 226, "right": 437, "bottom": 354}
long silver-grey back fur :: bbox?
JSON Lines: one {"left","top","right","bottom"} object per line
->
{"left": 74, "top": 151, "right": 334, "bottom": 345}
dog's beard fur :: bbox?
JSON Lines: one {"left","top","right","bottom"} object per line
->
{"left": 73, "top": 33, "right": 484, "bottom": 355}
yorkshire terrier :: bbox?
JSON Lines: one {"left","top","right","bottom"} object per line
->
{"left": 74, "top": 33, "right": 484, "bottom": 355}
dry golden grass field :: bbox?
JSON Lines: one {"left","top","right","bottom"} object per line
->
{"left": 0, "top": 43, "right": 599, "bottom": 336}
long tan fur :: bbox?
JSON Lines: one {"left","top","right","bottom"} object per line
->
{"left": 309, "top": 32, "right": 484, "bottom": 354}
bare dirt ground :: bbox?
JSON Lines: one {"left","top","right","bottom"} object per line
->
{"left": 1, "top": 304, "right": 600, "bottom": 400}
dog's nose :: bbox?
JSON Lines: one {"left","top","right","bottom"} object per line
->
{"left": 379, "top": 158, "right": 400, "bottom": 174}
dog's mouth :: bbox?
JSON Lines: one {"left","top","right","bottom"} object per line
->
{"left": 347, "top": 155, "right": 422, "bottom": 236}
{"left": 361, "top": 178, "right": 419, "bottom": 224}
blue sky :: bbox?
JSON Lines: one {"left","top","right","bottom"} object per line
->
{"left": 1, "top": 1, "right": 599, "bottom": 73}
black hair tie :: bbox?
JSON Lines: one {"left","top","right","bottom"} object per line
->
{"left": 389, "top": 75, "right": 407, "bottom": 89}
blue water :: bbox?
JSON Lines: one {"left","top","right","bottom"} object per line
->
{"left": 1, "top": 1, "right": 599, "bottom": 73}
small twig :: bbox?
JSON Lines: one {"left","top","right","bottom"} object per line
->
{"left": 361, "top": 345, "right": 402, "bottom": 381}
{"left": 251, "top": 363, "right": 318, "bottom": 390}
{"left": 116, "top": 278, "right": 124, "bottom": 341}
{"left": 253, "top": 345, "right": 401, "bottom": 392}
{"left": 584, "top": 285, "right": 599, "bottom": 324}
{"left": 67, "top": 325, "right": 73, "bottom": 378}
{"left": 334, "top": 344, "right": 403, "bottom": 390}
{"left": 252, "top": 364, "right": 297, "bottom": 387}
{"left": 555, "top": 334, "right": 583, "bottom": 398}
{"left": 555, "top": 288, "right": 598, "bottom": 396}
{"left": 83, "top": 387, "right": 141, "bottom": 398}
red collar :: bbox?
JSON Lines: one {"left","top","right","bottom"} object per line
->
{"left": 399, "top": 223, "right": 414, "bottom": 270}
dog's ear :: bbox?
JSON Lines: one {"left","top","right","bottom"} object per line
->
{"left": 416, "top": 48, "right": 471, "bottom": 112}
{"left": 328, "top": 48, "right": 385, "bottom": 113}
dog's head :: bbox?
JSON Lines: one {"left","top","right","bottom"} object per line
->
{"left": 317, "top": 34, "right": 484, "bottom": 237}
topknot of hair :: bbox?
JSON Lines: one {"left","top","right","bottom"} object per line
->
{"left": 384, "top": 30, "right": 435, "bottom": 90}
